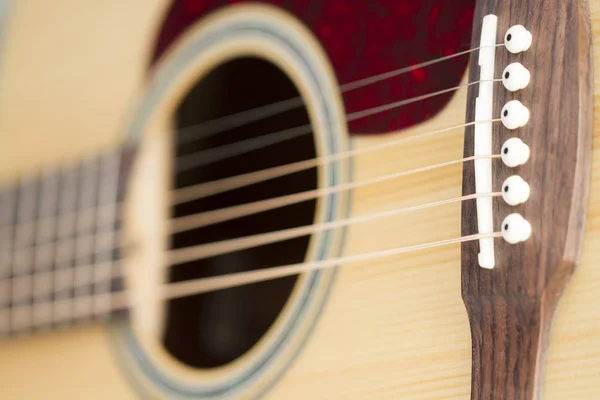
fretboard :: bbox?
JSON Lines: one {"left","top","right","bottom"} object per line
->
{"left": 0, "top": 148, "right": 134, "bottom": 336}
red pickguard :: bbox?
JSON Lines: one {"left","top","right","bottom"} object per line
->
{"left": 152, "top": 0, "right": 475, "bottom": 134}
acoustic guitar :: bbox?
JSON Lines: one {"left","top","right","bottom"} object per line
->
{"left": 0, "top": 0, "right": 597, "bottom": 399}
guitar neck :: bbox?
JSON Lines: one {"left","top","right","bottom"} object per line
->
{"left": 0, "top": 147, "right": 135, "bottom": 335}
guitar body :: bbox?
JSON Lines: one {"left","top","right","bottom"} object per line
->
{"left": 0, "top": 1, "right": 598, "bottom": 399}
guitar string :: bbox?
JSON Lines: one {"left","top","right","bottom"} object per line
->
{"left": 0, "top": 203, "right": 121, "bottom": 242}
{"left": 161, "top": 233, "right": 503, "bottom": 301}
{"left": 176, "top": 44, "right": 505, "bottom": 146}
{"left": 2, "top": 117, "right": 502, "bottom": 317}
{"left": 170, "top": 154, "right": 501, "bottom": 233}
{"left": 0, "top": 118, "right": 497, "bottom": 318}
{"left": 9, "top": 191, "right": 499, "bottom": 305}
{"left": 4, "top": 191, "right": 495, "bottom": 307}
{"left": 0, "top": 47, "right": 509, "bottom": 329}
{"left": 5, "top": 232, "right": 503, "bottom": 327}
{"left": 0, "top": 77, "right": 498, "bottom": 213}
{"left": 3, "top": 145, "right": 502, "bottom": 299}
{"left": 0, "top": 45, "right": 502, "bottom": 194}
{"left": 1, "top": 79, "right": 499, "bottom": 221}
{"left": 0, "top": 119, "right": 500, "bottom": 256}
{"left": 168, "top": 192, "right": 502, "bottom": 265}
{"left": 2, "top": 162, "right": 504, "bottom": 325}
{"left": 172, "top": 119, "right": 500, "bottom": 204}
{"left": 176, "top": 79, "right": 502, "bottom": 172}
{"left": 1, "top": 151, "right": 501, "bottom": 287}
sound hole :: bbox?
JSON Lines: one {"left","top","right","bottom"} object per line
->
{"left": 164, "top": 58, "right": 317, "bottom": 369}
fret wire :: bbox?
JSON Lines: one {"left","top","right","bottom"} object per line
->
{"left": 0, "top": 204, "right": 120, "bottom": 248}
{"left": 32, "top": 170, "right": 60, "bottom": 327}
{"left": 92, "top": 152, "right": 120, "bottom": 318}
{"left": 0, "top": 149, "right": 129, "bottom": 334}
{"left": 13, "top": 180, "right": 37, "bottom": 275}
{"left": 2, "top": 260, "right": 119, "bottom": 302}
{"left": 0, "top": 188, "right": 16, "bottom": 335}
{"left": 73, "top": 157, "right": 100, "bottom": 321}
{"left": 10, "top": 229, "right": 122, "bottom": 275}
{"left": 8, "top": 291, "right": 117, "bottom": 325}
{"left": 11, "top": 178, "right": 39, "bottom": 332}
{"left": 0, "top": 202, "right": 123, "bottom": 243}
{"left": 0, "top": 189, "right": 16, "bottom": 278}
{"left": 53, "top": 164, "right": 79, "bottom": 325}
{"left": 110, "top": 150, "right": 131, "bottom": 300}
{"left": 1, "top": 270, "right": 122, "bottom": 331}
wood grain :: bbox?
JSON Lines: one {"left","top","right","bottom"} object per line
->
{"left": 461, "top": 1, "right": 594, "bottom": 399}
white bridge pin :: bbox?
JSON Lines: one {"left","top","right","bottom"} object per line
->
{"left": 505, "top": 25, "right": 532, "bottom": 54}
{"left": 501, "top": 213, "right": 532, "bottom": 244}
{"left": 501, "top": 100, "right": 530, "bottom": 130}
{"left": 501, "top": 138, "right": 531, "bottom": 167}
{"left": 502, "top": 175, "right": 531, "bottom": 206}
{"left": 502, "top": 63, "right": 531, "bottom": 92}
